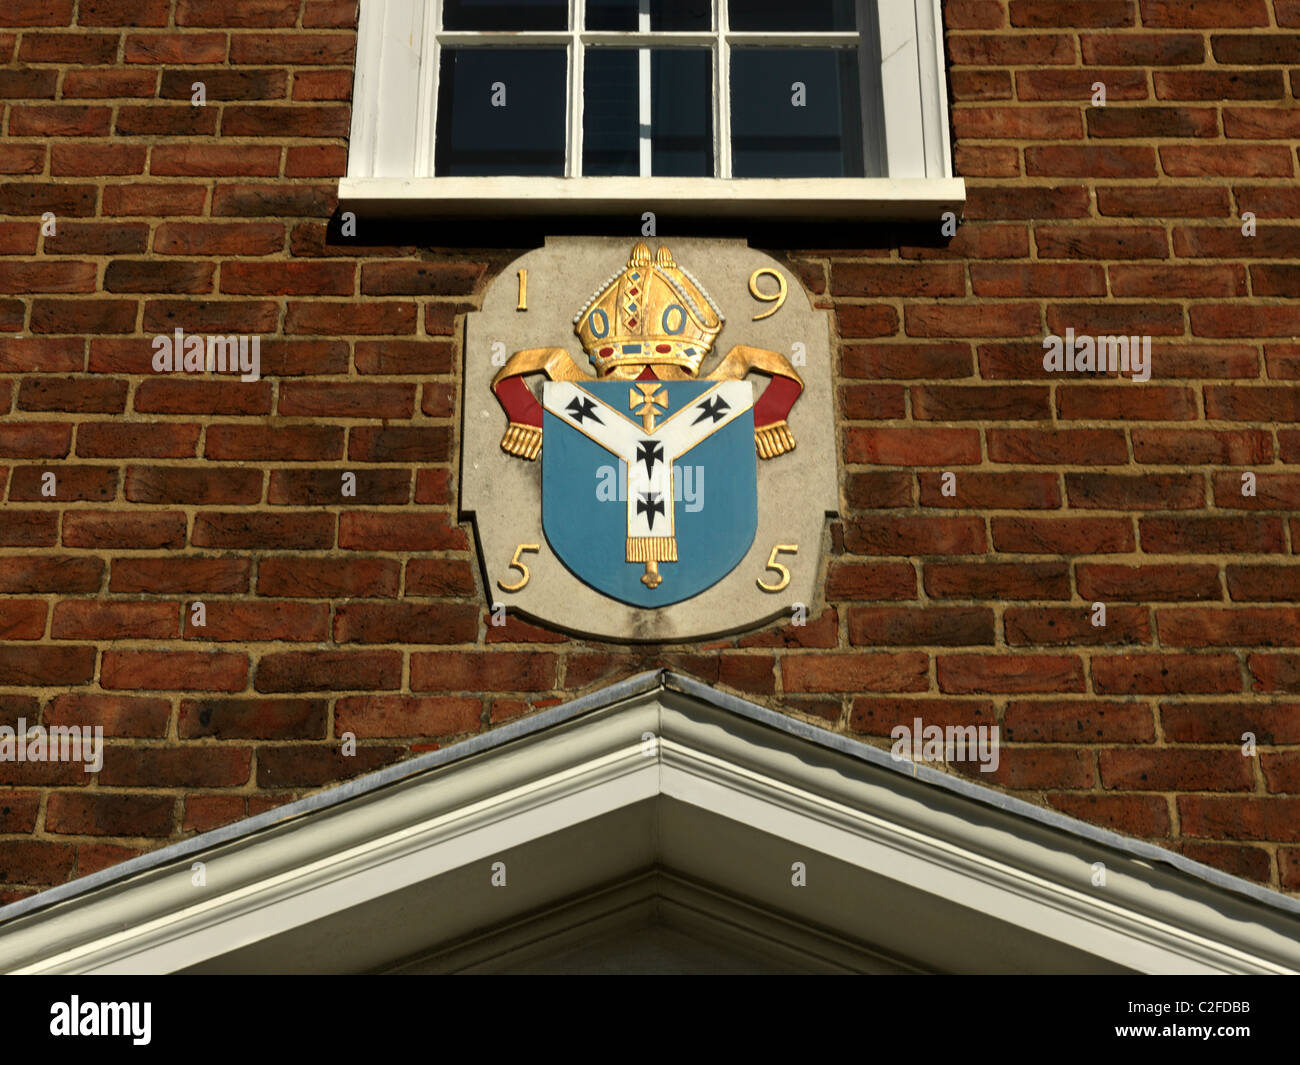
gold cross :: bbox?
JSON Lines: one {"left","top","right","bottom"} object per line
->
{"left": 629, "top": 383, "right": 667, "bottom": 432}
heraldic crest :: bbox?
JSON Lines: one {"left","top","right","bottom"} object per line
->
{"left": 488, "top": 241, "right": 808, "bottom": 608}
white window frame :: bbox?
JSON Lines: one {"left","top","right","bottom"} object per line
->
{"left": 339, "top": 0, "right": 965, "bottom": 220}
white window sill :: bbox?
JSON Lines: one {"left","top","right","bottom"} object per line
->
{"left": 336, "top": 176, "right": 966, "bottom": 222}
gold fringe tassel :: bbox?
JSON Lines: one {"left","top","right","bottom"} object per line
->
{"left": 755, "top": 421, "right": 796, "bottom": 459}
{"left": 500, "top": 422, "right": 542, "bottom": 460}
{"left": 626, "top": 537, "right": 678, "bottom": 563}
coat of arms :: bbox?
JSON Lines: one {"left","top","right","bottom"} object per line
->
{"left": 460, "top": 237, "right": 839, "bottom": 641}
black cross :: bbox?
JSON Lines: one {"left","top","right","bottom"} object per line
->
{"left": 566, "top": 395, "right": 602, "bottom": 425}
{"left": 636, "top": 440, "right": 663, "bottom": 477}
{"left": 692, "top": 394, "right": 730, "bottom": 425}
{"left": 637, "top": 492, "right": 665, "bottom": 530}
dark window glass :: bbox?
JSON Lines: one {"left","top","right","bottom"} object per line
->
{"left": 728, "top": 0, "right": 856, "bottom": 31}
{"left": 435, "top": 48, "right": 567, "bottom": 176}
{"left": 581, "top": 48, "right": 712, "bottom": 176}
{"left": 730, "top": 48, "right": 863, "bottom": 177}
{"left": 583, "top": 48, "right": 639, "bottom": 175}
{"left": 442, "top": 0, "right": 568, "bottom": 30}
{"left": 652, "top": 49, "right": 712, "bottom": 176}
{"left": 585, "top": 0, "right": 711, "bottom": 30}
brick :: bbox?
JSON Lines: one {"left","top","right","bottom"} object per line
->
{"left": 77, "top": 423, "right": 200, "bottom": 458}
{"left": 221, "top": 260, "right": 354, "bottom": 295}
{"left": 410, "top": 652, "right": 557, "bottom": 693}
{"left": 0, "top": 841, "right": 74, "bottom": 885}
{"left": 1250, "top": 654, "right": 1300, "bottom": 694}
{"left": 230, "top": 34, "right": 356, "bottom": 65}
{"left": 256, "top": 650, "right": 402, "bottom": 693}
{"left": 0, "top": 601, "right": 46, "bottom": 640}
{"left": 1087, "top": 107, "right": 1217, "bottom": 139}
{"left": 1155, "top": 71, "right": 1285, "bottom": 100}
{"left": 1110, "top": 265, "right": 1246, "bottom": 298}
{"left": 268, "top": 468, "right": 409, "bottom": 506}
{"left": 62, "top": 68, "right": 157, "bottom": 98}
{"left": 0, "top": 183, "right": 96, "bottom": 217}
{"left": 285, "top": 301, "right": 417, "bottom": 336}
{"left": 335, "top": 696, "right": 481, "bottom": 739}
{"left": 1140, "top": 0, "right": 1268, "bottom": 26}
{"left": 1140, "top": 516, "right": 1284, "bottom": 554}
{"left": 334, "top": 603, "right": 479, "bottom": 644}
{"left": 212, "top": 183, "right": 336, "bottom": 218}
{"left": 1004, "top": 700, "right": 1155, "bottom": 743}
{"left": 30, "top": 299, "right": 136, "bottom": 335}
{"left": 1058, "top": 386, "right": 1197, "bottom": 422}
{"left": 278, "top": 382, "right": 415, "bottom": 419}
{"left": 184, "top": 602, "right": 330, "bottom": 642}
{"left": 101, "top": 651, "right": 247, "bottom": 693}
{"left": 912, "top": 385, "right": 1050, "bottom": 421}
{"left": 919, "top": 471, "right": 1060, "bottom": 509}
{"left": 925, "top": 561, "right": 1071, "bottom": 599}
{"left": 1178, "top": 797, "right": 1300, "bottom": 842}
{"left": 843, "top": 517, "right": 986, "bottom": 556}
{"left": 0, "top": 556, "right": 101, "bottom": 593}
{"left": 1161, "top": 145, "right": 1294, "bottom": 178}
{"left": 178, "top": 0, "right": 301, "bottom": 26}
{"left": 844, "top": 427, "right": 979, "bottom": 466}
{"left": 339, "top": 511, "right": 466, "bottom": 551}
{"left": 781, "top": 653, "right": 928, "bottom": 693}
{"left": 938, "top": 654, "right": 1085, "bottom": 693}
{"left": 991, "top": 516, "right": 1135, "bottom": 555}
{"left": 1213, "top": 34, "right": 1300, "bottom": 64}
{"left": 1078, "top": 563, "right": 1221, "bottom": 602}
{"left": 1018, "top": 69, "right": 1148, "bottom": 100}
{"left": 1159, "top": 608, "right": 1300, "bottom": 648}
{"left": 105, "top": 260, "right": 215, "bottom": 294}
{"left": 953, "top": 106, "right": 1082, "bottom": 140}
{"left": 258, "top": 558, "right": 400, "bottom": 598}
{"left": 355, "top": 339, "right": 456, "bottom": 376}
{"left": 256, "top": 746, "right": 403, "bottom": 788}
{"left": 63, "top": 510, "right": 185, "bottom": 550}
{"left": 158, "top": 68, "right": 285, "bottom": 100}
{"left": 1024, "top": 145, "right": 1159, "bottom": 179}
{"left": 971, "top": 264, "right": 1105, "bottom": 298}
{"left": 905, "top": 303, "right": 1040, "bottom": 338}
{"left": 1047, "top": 794, "right": 1170, "bottom": 837}
{"left": 1096, "top": 185, "right": 1230, "bottom": 217}
{"left": 46, "top": 792, "right": 174, "bottom": 837}
{"left": 406, "top": 559, "right": 476, "bottom": 597}
{"left": 18, "top": 377, "right": 126, "bottom": 413}
{"left": 1162, "top": 701, "right": 1300, "bottom": 744}
{"left": 1094, "top": 654, "right": 1241, "bottom": 695}
{"left": 1036, "top": 226, "right": 1169, "bottom": 260}
{"left": 848, "top": 607, "right": 993, "bottom": 646}
{"left": 151, "top": 145, "right": 282, "bottom": 178}
{"left": 193, "top": 513, "right": 334, "bottom": 550}
{"left": 99, "top": 748, "right": 250, "bottom": 788}
{"left": 361, "top": 261, "right": 484, "bottom": 297}
{"left": 1065, "top": 473, "right": 1203, "bottom": 510}
{"left": 110, "top": 557, "right": 249, "bottom": 594}
{"left": 134, "top": 380, "right": 273, "bottom": 416}
{"left": 988, "top": 428, "right": 1128, "bottom": 465}
{"left": 1228, "top": 566, "right": 1300, "bottom": 603}
{"left": 1011, "top": 1, "right": 1133, "bottom": 27}
{"left": 1081, "top": 33, "right": 1204, "bottom": 65}
{"left": 1005, "top": 605, "right": 1151, "bottom": 646}
{"left": 206, "top": 424, "right": 343, "bottom": 461}
{"left": 103, "top": 184, "right": 208, "bottom": 217}
{"left": 348, "top": 427, "right": 452, "bottom": 463}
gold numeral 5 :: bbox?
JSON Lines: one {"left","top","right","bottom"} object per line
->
{"left": 498, "top": 543, "right": 539, "bottom": 592}
{"left": 757, "top": 544, "right": 798, "bottom": 592}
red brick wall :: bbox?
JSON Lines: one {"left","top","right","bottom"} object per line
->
{"left": 0, "top": 0, "right": 1298, "bottom": 902}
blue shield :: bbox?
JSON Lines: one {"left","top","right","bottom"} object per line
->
{"left": 542, "top": 380, "right": 757, "bottom": 608}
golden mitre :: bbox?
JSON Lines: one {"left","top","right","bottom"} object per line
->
{"left": 573, "top": 242, "right": 724, "bottom": 378}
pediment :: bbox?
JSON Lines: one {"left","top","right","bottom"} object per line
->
{"left": 1, "top": 672, "right": 1297, "bottom": 975}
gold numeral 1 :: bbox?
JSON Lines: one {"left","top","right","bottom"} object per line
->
{"left": 757, "top": 544, "right": 798, "bottom": 592}
{"left": 516, "top": 269, "right": 527, "bottom": 311}
{"left": 498, "top": 543, "right": 539, "bottom": 592}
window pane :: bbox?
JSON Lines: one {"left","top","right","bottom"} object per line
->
{"left": 728, "top": 0, "right": 855, "bottom": 31}
{"left": 442, "top": 0, "right": 567, "bottom": 31}
{"left": 652, "top": 49, "right": 712, "bottom": 176}
{"left": 581, "top": 48, "right": 712, "bottom": 176}
{"left": 583, "top": 48, "right": 639, "bottom": 175}
{"left": 585, "top": 0, "right": 711, "bottom": 31}
{"left": 730, "top": 48, "right": 862, "bottom": 177}
{"left": 435, "top": 49, "right": 567, "bottom": 176}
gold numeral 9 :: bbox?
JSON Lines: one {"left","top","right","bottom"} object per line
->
{"left": 749, "top": 268, "right": 787, "bottom": 321}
